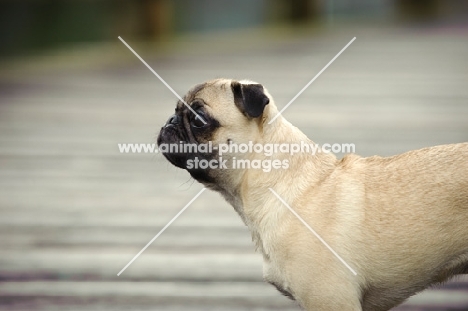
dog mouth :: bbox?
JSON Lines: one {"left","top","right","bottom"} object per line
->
{"left": 157, "top": 126, "right": 219, "bottom": 185}
{"left": 157, "top": 126, "right": 190, "bottom": 169}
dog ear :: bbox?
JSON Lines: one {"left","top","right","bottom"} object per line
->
{"left": 231, "top": 81, "right": 270, "bottom": 118}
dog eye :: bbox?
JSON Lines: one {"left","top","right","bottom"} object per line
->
{"left": 191, "top": 114, "right": 206, "bottom": 128}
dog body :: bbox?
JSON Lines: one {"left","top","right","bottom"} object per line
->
{"left": 157, "top": 79, "right": 468, "bottom": 310}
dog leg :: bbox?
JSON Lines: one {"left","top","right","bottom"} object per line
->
{"left": 292, "top": 273, "right": 362, "bottom": 311}
{"left": 299, "top": 291, "right": 362, "bottom": 311}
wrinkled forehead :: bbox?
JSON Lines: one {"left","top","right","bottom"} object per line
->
{"left": 176, "top": 79, "right": 232, "bottom": 110}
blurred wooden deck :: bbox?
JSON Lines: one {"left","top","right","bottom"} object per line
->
{"left": 0, "top": 25, "right": 467, "bottom": 310}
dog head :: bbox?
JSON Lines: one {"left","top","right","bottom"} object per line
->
{"left": 157, "top": 78, "right": 272, "bottom": 186}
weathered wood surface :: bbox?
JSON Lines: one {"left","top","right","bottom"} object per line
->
{"left": 0, "top": 25, "right": 467, "bottom": 310}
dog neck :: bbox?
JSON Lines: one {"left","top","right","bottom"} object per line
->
{"left": 215, "top": 104, "right": 338, "bottom": 254}
{"left": 256, "top": 103, "right": 338, "bottom": 191}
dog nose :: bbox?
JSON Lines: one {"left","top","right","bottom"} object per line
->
{"left": 166, "top": 114, "right": 180, "bottom": 126}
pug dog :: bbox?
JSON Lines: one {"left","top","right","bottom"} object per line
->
{"left": 157, "top": 78, "right": 468, "bottom": 311}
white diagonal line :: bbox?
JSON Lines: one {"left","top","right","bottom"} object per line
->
{"left": 118, "top": 36, "right": 206, "bottom": 125}
{"left": 117, "top": 188, "right": 206, "bottom": 276}
{"left": 268, "top": 37, "right": 356, "bottom": 124}
{"left": 268, "top": 188, "right": 357, "bottom": 275}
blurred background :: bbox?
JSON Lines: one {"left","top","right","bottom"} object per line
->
{"left": 1, "top": 0, "right": 468, "bottom": 310}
